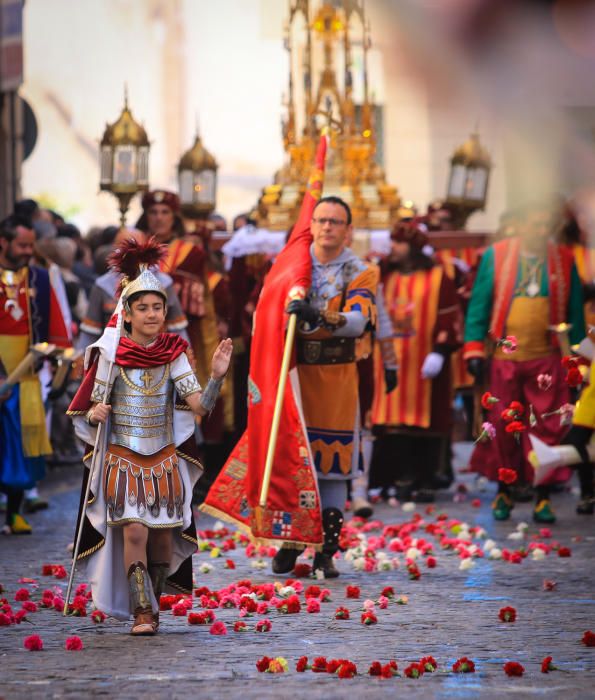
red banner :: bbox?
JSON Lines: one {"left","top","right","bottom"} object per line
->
{"left": 202, "top": 136, "right": 328, "bottom": 547}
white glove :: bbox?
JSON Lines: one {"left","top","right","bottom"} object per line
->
{"left": 421, "top": 352, "right": 444, "bottom": 379}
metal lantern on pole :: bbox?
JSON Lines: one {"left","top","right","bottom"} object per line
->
{"left": 99, "top": 90, "right": 150, "bottom": 225}
{"left": 177, "top": 132, "right": 218, "bottom": 219}
{"left": 445, "top": 131, "right": 492, "bottom": 229}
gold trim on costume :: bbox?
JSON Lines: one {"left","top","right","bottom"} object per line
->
{"left": 118, "top": 364, "right": 170, "bottom": 395}
{"left": 176, "top": 449, "right": 203, "bottom": 469}
{"left": 107, "top": 518, "right": 183, "bottom": 529}
{"left": 77, "top": 538, "right": 105, "bottom": 561}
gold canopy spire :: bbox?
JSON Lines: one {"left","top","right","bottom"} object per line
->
{"left": 256, "top": 0, "right": 400, "bottom": 231}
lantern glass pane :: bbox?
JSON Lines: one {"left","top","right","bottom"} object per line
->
{"left": 448, "top": 164, "right": 466, "bottom": 198}
{"left": 465, "top": 167, "right": 487, "bottom": 202}
{"left": 100, "top": 146, "right": 112, "bottom": 184}
{"left": 138, "top": 147, "right": 149, "bottom": 185}
{"left": 197, "top": 170, "right": 215, "bottom": 203}
{"left": 113, "top": 145, "right": 136, "bottom": 185}
{"left": 179, "top": 170, "right": 194, "bottom": 204}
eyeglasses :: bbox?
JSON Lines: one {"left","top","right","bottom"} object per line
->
{"left": 312, "top": 217, "right": 348, "bottom": 227}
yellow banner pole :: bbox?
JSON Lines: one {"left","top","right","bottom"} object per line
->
{"left": 258, "top": 313, "right": 298, "bottom": 509}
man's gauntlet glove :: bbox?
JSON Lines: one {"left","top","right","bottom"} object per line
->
{"left": 286, "top": 299, "right": 321, "bottom": 326}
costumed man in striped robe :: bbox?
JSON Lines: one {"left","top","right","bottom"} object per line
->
{"left": 272, "top": 195, "right": 378, "bottom": 578}
{"left": 370, "top": 221, "right": 463, "bottom": 504}
{"left": 464, "top": 200, "right": 585, "bottom": 523}
{"left": 0, "top": 215, "right": 70, "bottom": 534}
{"left": 68, "top": 237, "right": 232, "bottom": 634}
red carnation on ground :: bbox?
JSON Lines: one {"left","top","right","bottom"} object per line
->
{"left": 304, "top": 585, "right": 321, "bottom": 598}
{"left": 21, "top": 600, "right": 37, "bottom": 613}
{"left": 233, "top": 620, "right": 247, "bottom": 632}
{"left": 319, "top": 588, "right": 331, "bottom": 602}
{"left": 368, "top": 661, "right": 382, "bottom": 676}
{"left": 69, "top": 595, "right": 88, "bottom": 617}
{"left": 0, "top": 612, "right": 12, "bottom": 626}
{"left": 503, "top": 661, "right": 524, "bottom": 676}
{"left": 381, "top": 586, "right": 395, "bottom": 599}
{"left": 53, "top": 565, "right": 67, "bottom": 579}
{"left": 335, "top": 606, "right": 350, "bottom": 620}
{"left": 498, "top": 468, "right": 518, "bottom": 485}
{"left": 346, "top": 585, "right": 360, "bottom": 599}
{"left": 159, "top": 595, "right": 177, "bottom": 610}
{"left": 582, "top": 630, "right": 595, "bottom": 646}
{"left": 452, "top": 657, "right": 475, "bottom": 673}
{"left": 256, "top": 656, "right": 272, "bottom": 673}
{"left": 326, "top": 659, "right": 343, "bottom": 674}
{"left": 292, "top": 563, "right": 312, "bottom": 578}
{"left": 541, "top": 656, "right": 556, "bottom": 673}
{"left": 381, "top": 661, "right": 399, "bottom": 678}
{"left": 337, "top": 661, "right": 357, "bottom": 679}
{"left": 41, "top": 564, "right": 55, "bottom": 576}
{"left": 91, "top": 610, "right": 106, "bottom": 623}
{"left": 276, "top": 594, "right": 301, "bottom": 614}
{"left": 420, "top": 656, "right": 438, "bottom": 672}
{"left": 171, "top": 602, "right": 188, "bottom": 617}
{"left": 312, "top": 656, "right": 328, "bottom": 673}
{"left": 404, "top": 662, "right": 424, "bottom": 678}
{"left": 296, "top": 656, "right": 310, "bottom": 672}
{"left": 209, "top": 620, "right": 227, "bottom": 635}
{"left": 481, "top": 391, "right": 500, "bottom": 409}
{"left": 407, "top": 562, "right": 421, "bottom": 580}
{"left": 23, "top": 635, "right": 43, "bottom": 651}
{"left": 426, "top": 556, "right": 437, "bottom": 568}
{"left": 40, "top": 592, "right": 54, "bottom": 608}
{"left": 53, "top": 597, "right": 65, "bottom": 613}
{"left": 255, "top": 619, "right": 272, "bottom": 632}
{"left": 306, "top": 598, "right": 320, "bottom": 613}
{"left": 558, "top": 547, "right": 572, "bottom": 557}
{"left": 224, "top": 559, "right": 236, "bottom": 569}
{"left": 361, "top": 611, "right": 378, "bottom": 625}
{"left": 499, "top": 606, "right": 517, "bottom": 622}
{"left": 14, "top": 588, "right": 30, "bottom": 602}
{"left": 65, "top": 636, "right": 83, "bottom": 651}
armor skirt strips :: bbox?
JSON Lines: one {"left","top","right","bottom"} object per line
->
{"left": 103, "top": 443, "right": 184, "bottom": 528}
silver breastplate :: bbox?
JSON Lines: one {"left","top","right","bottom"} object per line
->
{"left": 110, "top": 365, "right": 174, "bottom": 455}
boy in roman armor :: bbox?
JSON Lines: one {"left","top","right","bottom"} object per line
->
{"left": 68, "top": 238, "right": 232, "bottom": 634}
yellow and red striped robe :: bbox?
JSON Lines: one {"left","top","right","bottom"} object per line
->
{"left": 372, "top": 265, "right": 462, "bottom": 430}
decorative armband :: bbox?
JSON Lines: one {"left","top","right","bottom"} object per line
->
{"left": 85, "top": 408, "right": 97, "bottom": 426}
{"left": 199, "top": 376, "right": 224, "bottom": 413}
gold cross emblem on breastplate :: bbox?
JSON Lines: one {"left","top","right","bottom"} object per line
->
{"left": 140, "top": 370, "right": 153, "bottom": 389}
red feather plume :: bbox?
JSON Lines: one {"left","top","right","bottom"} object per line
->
{"left": 107, "top": 236, "right": 167, "bottom": 280}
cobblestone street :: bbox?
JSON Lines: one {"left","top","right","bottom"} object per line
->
{"left": 0, "top": 446, "right": 594, "bottom": 700}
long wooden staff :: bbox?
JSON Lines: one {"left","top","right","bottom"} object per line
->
{"left": 63, "top": 312, "right": 122, "bottom": 615}
{"left": 258, "top": 313, "right": 297, "bottom": 508}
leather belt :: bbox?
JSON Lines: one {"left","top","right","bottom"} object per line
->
{"left": 296, "top": 337, "right": 355, "bottom": 365}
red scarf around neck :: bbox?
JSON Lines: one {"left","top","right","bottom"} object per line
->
{"left": 116, "top": 333, "right": 189, "bottom": 368}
